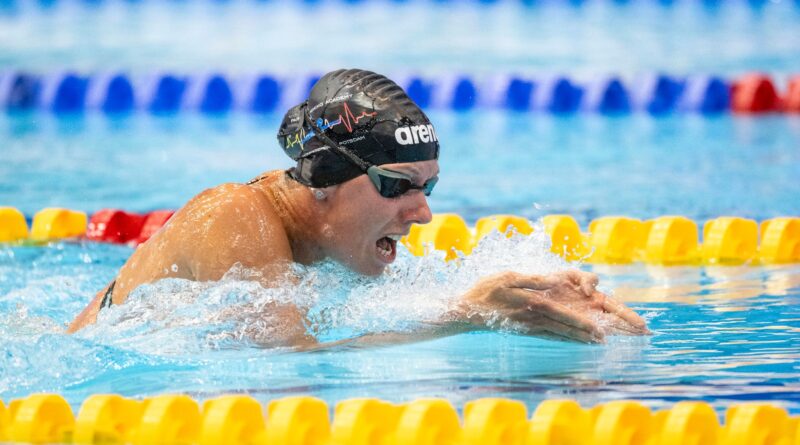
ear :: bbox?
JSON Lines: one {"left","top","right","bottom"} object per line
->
{"left": 320, "top": 184, "right": 340, "bottom": 198}
{"left": 310, "top": 184, "right": 340, "bottom": 204}
{"left": 311, "top": 188, "right": 327, "bottom": 200}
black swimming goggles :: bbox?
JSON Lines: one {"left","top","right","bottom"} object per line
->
{"left": 303, "top": 107, "right": 438, "bottom": 199}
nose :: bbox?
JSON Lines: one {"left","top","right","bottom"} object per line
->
{"left": 402, "top": 192, "right": 433, "bottom": 225}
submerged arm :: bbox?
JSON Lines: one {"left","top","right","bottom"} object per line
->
{"left": 299, "top": 270, "right": 650, "bottom": 351}
{"left": 298, "top": 318, "right": 476, "bottom": 352}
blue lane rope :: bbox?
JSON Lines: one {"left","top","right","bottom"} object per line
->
{"left": 0, "top": 71, "right": 752, "bottom": 115}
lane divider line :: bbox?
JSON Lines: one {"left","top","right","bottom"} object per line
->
{"left": 1, "top": 394, "right": 798, "bottom": 445}
{"left": 1, "top": 208, "right": 798, "bottom": 264}
{"left": 1, "top": 71, "right": 797, "bottom": 114}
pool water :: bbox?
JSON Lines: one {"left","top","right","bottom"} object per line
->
{"left": 1, "top": 111, "right": 799, "bottom": 415}
{"left": 2, "top": 0, "right": 800, "bottom": 74}
{"left": 1, "top": 236, "right": 799, "bottom": 414}
{"left": 2, "top": 112, "right": 799, "bottom": 222}
{"left": 2, "top": 0, "right": 800, "bottom": 418}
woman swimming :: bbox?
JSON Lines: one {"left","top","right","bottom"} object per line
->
{"left": 68, "top": 69, "right": 649, "bottom": 345}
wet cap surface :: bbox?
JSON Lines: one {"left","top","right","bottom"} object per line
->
{"left": 278, "top": 69, "right": 439, "bottom": 187}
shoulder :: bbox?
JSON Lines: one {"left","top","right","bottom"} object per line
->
{"left": 176, "top": 180, "right": 293, "bottom": 278}
{"left": 189, "top": 182, "right": 267, "bottom": 208}
{"left": 182, "top": 182, "right": 281, "bottom": 227}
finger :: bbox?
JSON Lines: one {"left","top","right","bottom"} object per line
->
{"left": 597, "top": 291, "right": 650, "bottom": 333}
{"left": 509, "top": 311, "right": 598, "bottom": 343}
{"left": 565, "top": 269, "right": 584, "bottom": 285}
{"left": 599, "top": 318, "right": 645, "bottom": 336}
{"left": 537, "top": 317, "right": 605, "bottom": 344}
{"left": 561, "top": 270, "right": 585, "bottom": 288}
{"left": 526, "top": 271, "right": 578, "bottom": 291}
{"left": 551, "top": 270, "right": 596, "bottom": 297}
{"left": 504, "top": 272, "right": 549, "bottom": 291}
{"left": 509, "top": 289, "right": 604, "bottom": 339}
{"left": 579, "top": 272, "right": 599, "bottom": 296}
{"left": 600, "top": 293, "right": 645, "bottom": 327}
{"left": 543, "top": 270, "right": 579, "bottom": 288}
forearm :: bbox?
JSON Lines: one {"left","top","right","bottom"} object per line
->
{"left": 299, "top": 317, "right": 478, "bottom": 352}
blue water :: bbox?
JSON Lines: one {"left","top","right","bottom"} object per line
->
{"left": 2, "top": 112, "right": 799, "bottom": 223}
{"left": 2, "top": 0, "right": 800, "bottom": 418}
{"left": 1, "top": 111, "right": 799, "bottom": 415}
{"left": 1, "top": 0, "right": 799, "bottom": 74}
{"left": 1, "top": 239, "right": 799, "bottom": 414}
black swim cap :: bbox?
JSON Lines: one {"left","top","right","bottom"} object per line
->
{"left": 278, "top": 69, "right": 440, "bottom": 188}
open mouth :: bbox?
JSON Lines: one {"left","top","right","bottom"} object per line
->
{"left": 376, "top": 235, "right": 399, "bottom": 263}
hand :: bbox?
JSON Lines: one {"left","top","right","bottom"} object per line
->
{"left": 455, "top": 270, "right": 650, "bottom": 343}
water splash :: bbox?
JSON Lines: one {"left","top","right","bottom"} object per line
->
{"left": 70, "top": 224, "right": 575, "bottom": 354}
{"left": 2, "top": 234, "right": 799, "bottom": 412}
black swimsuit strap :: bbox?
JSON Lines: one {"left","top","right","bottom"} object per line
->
{"left": 99, "top": 280, "right": 116, "bottom": 309}
{"left": 247, "top": 170, "right": 294, "bottom": 186}
{"left": 246, "top": 173, "right": 270, "bottom": 185}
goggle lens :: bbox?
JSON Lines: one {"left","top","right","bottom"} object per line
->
{"left": 380, "top": 176, "right": 438, "bottom": 198}
{"left": 368, "top": 167, "right": 438, "bottom": 199}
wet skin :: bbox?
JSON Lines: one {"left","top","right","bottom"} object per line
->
{"left": 68, "top": 160, "right": 649, "bottom": 345}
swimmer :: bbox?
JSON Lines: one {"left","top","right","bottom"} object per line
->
{"left": 68, "top": 69, "right": 649, "bottom": 346}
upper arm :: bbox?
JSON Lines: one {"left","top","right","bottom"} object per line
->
{"left": 66, "top": 282, "right": 113, "bottom": 333}
{"left": 69, "top": 183, "right": 295, "bottom": 333}
{"left": 182, "top": 183, "right": 294, "bottom": 285}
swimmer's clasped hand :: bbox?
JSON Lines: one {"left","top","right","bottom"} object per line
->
{"left": 455, "top": 270, "right": 650, "bottom": 344}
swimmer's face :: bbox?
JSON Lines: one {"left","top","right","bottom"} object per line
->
{"left": 320, "top": 159, "right": 438, "bottom": 276}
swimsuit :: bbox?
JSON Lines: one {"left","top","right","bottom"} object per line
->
{"left": 246, "top": 170, "right": 289, "bottom": 186}
{"left": 98, "top": 280, "right": 115, "bottom": 310}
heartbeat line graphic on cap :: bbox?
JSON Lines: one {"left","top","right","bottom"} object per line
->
{"left": 327, "top": 102, "right": 378, "bottom": 133}
{"left": 286, "top": 102, "right": 378, "bottom": 150}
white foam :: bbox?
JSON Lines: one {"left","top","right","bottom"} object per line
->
{"left": 74, "top": 221, "right": 590, "bottom": 355}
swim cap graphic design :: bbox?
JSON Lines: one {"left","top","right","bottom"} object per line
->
{"left": 282, "top": 102, "right": 378, "bottom": 153}
{"left": 278, "top": 69, "right": 440, "bottom": 188}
